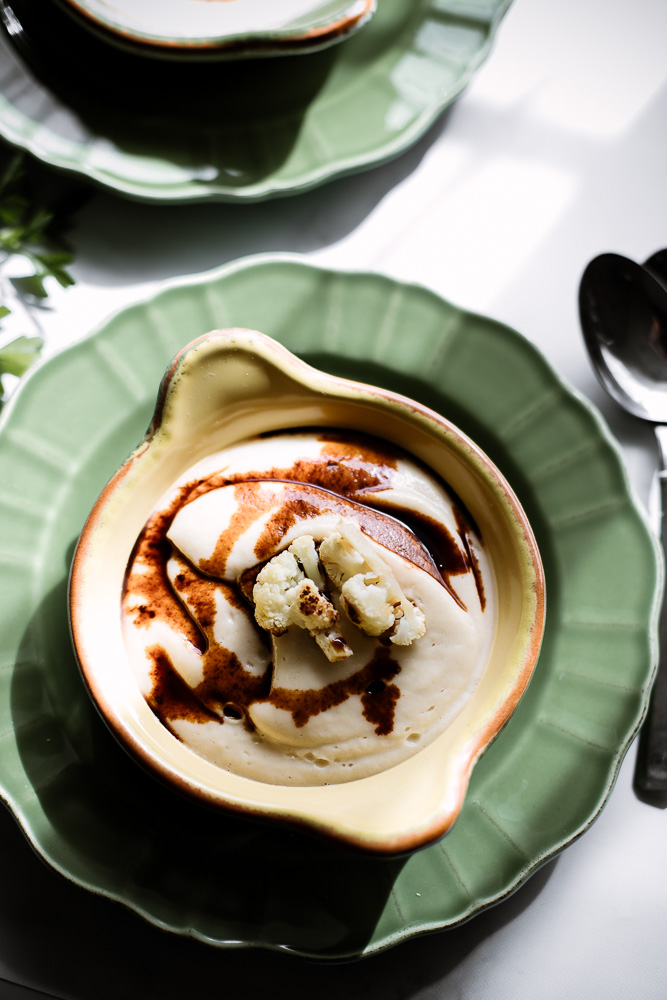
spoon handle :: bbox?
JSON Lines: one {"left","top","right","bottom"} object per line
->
{"left": 635, "top": 423, "right": 667, "bottom": 803}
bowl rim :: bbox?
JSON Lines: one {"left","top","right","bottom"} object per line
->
{"left": 69, "top": 328, "right": 546, "bottom": 855}
{"left": 56, "top": 0, "right": 376, "bottom": 55}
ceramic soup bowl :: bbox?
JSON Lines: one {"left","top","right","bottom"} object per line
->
{"left": 69, "top": 329, "right": 545, "bottom": 855}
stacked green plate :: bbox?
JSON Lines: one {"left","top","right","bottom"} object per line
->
{"left": 0, "top": 256, "right": 660, "bottom": 959}
{"left": 0, "top": 0, "right": 511, "bottom": 202}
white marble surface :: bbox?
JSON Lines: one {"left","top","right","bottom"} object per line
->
{"left": 1, "top": 0, "right": 667, "bottom": 996}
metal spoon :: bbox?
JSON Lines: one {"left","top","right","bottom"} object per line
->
{"left": 645, "top": 248, "right": 667, "bottom": 290}
{"left": 579, "top": 251, "right": 667, "bottom": 805}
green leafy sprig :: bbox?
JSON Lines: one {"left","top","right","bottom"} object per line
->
{"left": 0, "top": 151, "right": 75, "bottom": 299}
{"left": 0, "top": 149, "right": 79, "bottom": 398}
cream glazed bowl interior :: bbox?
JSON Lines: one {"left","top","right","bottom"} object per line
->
{"left": 69, "top": 329, "right": 545, "bottom": 856}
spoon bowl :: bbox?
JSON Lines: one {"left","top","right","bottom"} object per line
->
{"left": 579, "top": 252, "right": 667, "bottom": 423}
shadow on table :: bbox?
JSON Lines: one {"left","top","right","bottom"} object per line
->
{"left": 69, "top": 106, "right": 454, "bottom": 288}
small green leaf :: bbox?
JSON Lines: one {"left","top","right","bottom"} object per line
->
{"left": 31, "top": 250, "right": 76, "bottom": 288}
{"left": 11, "top": 274, "right": 49, "bottom": 299}
{"left": 0, "top": 152, "right": 24, "bottom": 196}
{"left": 35, "top": 250, "right": 74, "bottom": 268}
{"left": 0, "top": 194, "right": 30, "bottom": 225}
{"left": 0, "top": 227, "right": 24, "bottom": 253}
{"left": 0, "top": 150, "right": 78, "bottom": 398}
{"left": 21, "top": 208, "right": 55, "bottom": 242}
{"left": 50, "top": 268, "right": 76, "bottom": 289}
{"left": 0, "top": 335, "right": 43, "bottom": 378}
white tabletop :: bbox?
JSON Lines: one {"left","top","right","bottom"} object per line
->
{"left": 1, "top": 0, "right": 666, "bottom": 996}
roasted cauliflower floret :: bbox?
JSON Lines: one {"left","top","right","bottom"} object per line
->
{"left": 289, "top": 578, "right": 338, "bottom": 632}
{"left": 318, "top": 531, "right": 366, "bottom": 590}
{"left": 253, "top": 548, "right": 336, "bottom": 633}
{"left": 252, "top": 540, "right": 352, "bottom": 662}
{"left": 252, "top": 549, "right": 308, "bottom": 633}
{"left": 339, "top": 573, "right": 396, "bottom": 635}
{"left": 320, "top": 519, "right": 426, "bottom": 646}
{"left": 391, "top": 599, "right": 427, "bottom": 646}
{"left": 252, "top": 522, "right": 425, "bottom": 659}
{"left": 288, "top": 534, "right": 326, "bottom": 590}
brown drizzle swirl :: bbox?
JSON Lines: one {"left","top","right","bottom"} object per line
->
{"left": 123, "top": 430, "right": 484, "bottom": 748}
{"left": 269, "top": 646, "right": 401, "bottom": 735}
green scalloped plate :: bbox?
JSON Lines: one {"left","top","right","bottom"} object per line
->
{"left": 0, "top": 255, "right": 660, "bottom": 959}
{"left": 0, "top": 0, "right": 511, "bottom": 203}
